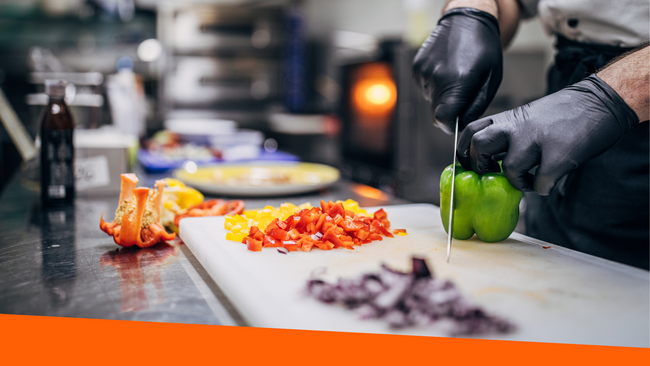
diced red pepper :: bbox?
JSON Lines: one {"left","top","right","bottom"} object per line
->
{"left": 320, "top": 200, "right": 330, "bottom": 212}
{"left": 265, "top": 219, "right": 280, "bottom": 233}
{"left": 231, "top": 201, "right": 399, "bottom": 254}
{"left": 315, "top": 241, "right": 335, "bottom": 250}
{"left": 282, "top": 216, "right": 295, "bottom": 230}
{"left": 263, "top": 235, "right": 282, "bottom": 247}
{"left": 298, "top": 236, "right": 315, "bottom": 252}
{"left": 245, "top": 237, "right": 262, "bottom": 252}
{"left": 341, "top": 239, "right": 355, "bottom": 248}
{"left": 323, "top": 227, "right": 345, "bottom": 248}
{"left": 250, "top": 226, "right": 264, "bottom": 241}
{"left": 175, "top": 199, "right": 244, "bottom": 226}
{"left": 340, "top": 219, "right": 363, "bottom": 232}
{"left": 269, "top": 228, "right": 289, "bottom": 241}
{"left": 321, "top": 216, "right": 334, "bottom": 234}
{"left": 360, "top": 216, "right": 373, "bottom": 225}
{"left": 327, "top": 202, "right": 345, "bottom": 218}
{"left": 368, "top": 233, "right": 383, "bottom": 241}
{"left": 283, "top": 240, "right": 300, "bottom": 251}
{"left": 277, "top": 219, "right": 289, "bottom": 231}
{"left": 341, "top": 234, "right": 353, "bottom": 241}
{"left": 295, "top": 208, "right": 319, "bottom": 232}
{"left": 291, "top": 215, "right": 301, "bottom": 226}
{"left": 356, "top": 229, "right": 370, "bottom": 240}
{"left": 374, "top": 208, "right": 387, "bottom": 221}
{"left": 288, "top": 228, "right": 302, "bottom": 240}
{"left": 371, "top": 220, "right": 394, "bottom": 237}
{"left": 314, "top": 214, "right": 327, "bottom": 233}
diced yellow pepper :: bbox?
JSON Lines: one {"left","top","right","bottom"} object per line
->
{"left": 223, "top": 200, "right": 366, "bottom": 242}
{"left": 339, "top": 199, "right": 368, "bottom": 216}
{"left": 297, "top": 202, "right": 312, "bottom": 210}
{"left": 162, "top": 178, "right": 186, "bottom": 188}
{"left": 258, "top": 217, "right": 272, "bottom": 229}
{"left": 225, "top": 232, "right": 247, "bottom": 242}
{"left": 280, "top": 203, "right": 296, "bottom": 211}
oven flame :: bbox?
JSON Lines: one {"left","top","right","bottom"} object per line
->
{"left": 353, "top": 79, "right": 396, "bottom": 115}
{"left": 350, "top": 62, "right": 397, "bottom": 116}
{"left": 366, "top": 84, "right": 391, "bottom": 105}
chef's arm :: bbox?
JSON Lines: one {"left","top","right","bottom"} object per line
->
{"left": 597, "top": 45, "right": 650, "bottom": 122}
{"left": 444, "top": 0, "right": 522, "bottom": 48}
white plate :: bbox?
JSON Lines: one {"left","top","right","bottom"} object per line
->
{"left": 173, "top": 162, "right": 340, "bottom": 197}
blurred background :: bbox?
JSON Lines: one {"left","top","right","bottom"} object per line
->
{"left": 0, "top": 0, "right": 553, "bottom": 204}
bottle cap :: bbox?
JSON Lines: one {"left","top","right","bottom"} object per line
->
{"left": 45, "top": 79, "right": 67, "bottom": 98}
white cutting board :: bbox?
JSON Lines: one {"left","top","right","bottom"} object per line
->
{"left": 180, "top": 204, "right": 649, "bottom": 347}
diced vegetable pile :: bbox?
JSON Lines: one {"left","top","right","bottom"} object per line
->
{"left": 306, "top": 258, "right": 515, "bottom": 335}
{"left": 225, "top": 199, "right": 405, "bottom": 252}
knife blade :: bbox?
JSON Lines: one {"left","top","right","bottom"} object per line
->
{"left": 446, "top": 116, "right": 459, "bottom": 263}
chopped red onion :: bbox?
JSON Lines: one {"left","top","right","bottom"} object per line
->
{"left": 305, "top": 257, "right": 515, "bottom": 336}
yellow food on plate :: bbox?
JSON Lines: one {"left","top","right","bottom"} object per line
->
{"left": 160, "top": 178, "right": 204, "bottom": 232}
{"left": 224, "top": 199, "right": 368, "bottom": 242}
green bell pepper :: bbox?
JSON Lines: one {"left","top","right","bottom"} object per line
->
{"left": 440, "top": 163, "right": 523, "bottom": 243}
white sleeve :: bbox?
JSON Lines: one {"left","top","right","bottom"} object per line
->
{"left": 516, "top": 0, "right": 540, "bottom": 19}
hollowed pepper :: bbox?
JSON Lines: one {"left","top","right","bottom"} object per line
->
{"left": 440, "top": 163, "right": 523, "bottom": 243}
{"left": 100, "top": 174, "right": 176, "bottom": 247}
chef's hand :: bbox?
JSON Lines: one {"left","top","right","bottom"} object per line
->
{"left": 412, "top": 7, "right": 502, "bottom": 134}
{"left": 457, "top": 74, "right": 639, "bottom": 195}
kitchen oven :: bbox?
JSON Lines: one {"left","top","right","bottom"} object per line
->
{"left": 338, "top": 40, "right": 456, "bottom": 205}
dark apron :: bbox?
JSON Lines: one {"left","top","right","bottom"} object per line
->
{"left": 525, "top": 36, "right": 650, "bottom": 270}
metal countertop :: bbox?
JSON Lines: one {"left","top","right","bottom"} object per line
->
{"left": 0, "top": 166, "right": 407, "bottom": 325}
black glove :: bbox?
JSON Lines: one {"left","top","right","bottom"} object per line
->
{"left": 457, "top": 74, "right": 639, "bottom": 195}
{"left": 412, "top": 7, "right": 502, "bottom": 134}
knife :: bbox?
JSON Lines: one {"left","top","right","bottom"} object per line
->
{"left": 446, "top": 116, "right": 459, "bottom": 263}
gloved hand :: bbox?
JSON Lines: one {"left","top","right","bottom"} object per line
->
{"left": 412, "top": 7, "right": 502, "bottom": 134}
{"left": 457, "top": 74, "right": 639, "bottom": 195}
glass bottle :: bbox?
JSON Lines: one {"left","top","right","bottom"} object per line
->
{"left": 40, "top": 79, "right": 75, "bottom": 205}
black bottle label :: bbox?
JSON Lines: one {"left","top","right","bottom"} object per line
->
{"left": 42, "top": 129, "right": 74, "bottom": 201}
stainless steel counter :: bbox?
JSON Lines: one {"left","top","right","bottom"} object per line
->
{"left": 0, "top": 167, "right": 408, "bottom": 325}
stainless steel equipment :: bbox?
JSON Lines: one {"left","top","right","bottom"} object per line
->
{"left": 157, "top": 3, "right": 285, "bottom": 128}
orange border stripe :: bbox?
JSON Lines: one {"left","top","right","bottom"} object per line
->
{"left": 1, "top": 314, "right": 647, "bottom": 365}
